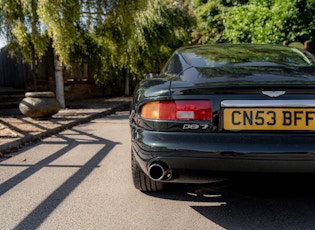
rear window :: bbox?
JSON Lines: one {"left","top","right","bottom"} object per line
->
{"left": 181, "top": 45, "right": 314, "bottom": 68}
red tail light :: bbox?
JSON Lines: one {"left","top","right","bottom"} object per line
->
{"left": 141, "top": 100, "right": 212, "bottom": 120}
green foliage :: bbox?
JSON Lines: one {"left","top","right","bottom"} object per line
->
{"left": 191, "top": 0, "right": 248, "bottom": 44}
{"left": 224, "top": 0, "right": 315, "bottom": 44}
{"left": 38, "top": 0, "right": 88, "bottom": 66}
{"left": 133, "top": 0, "right": 194, "bottom": 74}
{"left": 191, "top": 0, "right": 226, "bottom": 44}
{"left": 0, "top": 0, "right": 193, "bottom": 89}
{"left": 93, "top": 0, "right": 194, "bottom": 86}
{"left": 0, "top": 0, "right": 49, "bottom": 62}
{"left": 192, "top": 0, "right": 315, "bottom": 50}
{"left": 1, "top": 0, "right": 315, "bottom": 90}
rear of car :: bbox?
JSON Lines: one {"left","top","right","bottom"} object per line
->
{"left": 129, "top": 44, "right": 315, "bottom": 192}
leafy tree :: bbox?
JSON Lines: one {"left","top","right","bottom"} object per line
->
{"left": 191, "top": 0, "right": 248, "bottom": 44}
{"left": 0, "top": 0, "right": 194, "bottom": 96}
{"left": 134, "top": 0, "right": 193, "bottom": 74}
{"left": 224, "top": 0, "right": 315, "bottom": 46}
{"left": 0, "top": 0, "right": 49, "bottom": 75}
{"left": 93, "top": 0, "right": 194, "bottom": 94}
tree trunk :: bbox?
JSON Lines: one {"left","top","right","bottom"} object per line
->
{"left": 31, "top": 0, "right": 38, "bottom": 91}
{"left": 124, "top": 70, "right": 129, "bottom": 96}
{"left": 54, "top": 52, "right": 65, "bottom": 108}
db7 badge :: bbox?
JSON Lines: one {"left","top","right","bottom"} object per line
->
{"left": 183, "top": 124, "right": 209, "bottom": 130}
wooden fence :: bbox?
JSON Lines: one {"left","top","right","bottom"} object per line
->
{"left": 0, "top": 48, "right": 26, "bottom": 89}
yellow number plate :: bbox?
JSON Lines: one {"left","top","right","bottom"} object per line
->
{"left": 223, "top": 108, "right": 315, "bottom": 130}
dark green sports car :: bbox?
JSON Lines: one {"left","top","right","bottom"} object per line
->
{"left": 129, "top": 44, "right": 315, "bottom": 192}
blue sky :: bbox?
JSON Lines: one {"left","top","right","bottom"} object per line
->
{"left": 0, "top": 39, "right": 6, "bottom": 48}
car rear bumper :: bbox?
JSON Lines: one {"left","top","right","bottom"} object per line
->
{"left": 131, "top": 129, "right": 315, "bottom": 182}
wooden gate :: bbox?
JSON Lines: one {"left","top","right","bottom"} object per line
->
{"left": 0, "top": 48, "right": 26, "bottom": 89}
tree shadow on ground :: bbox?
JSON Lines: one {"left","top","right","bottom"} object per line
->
{"left": 0, "top": 127, "right": 120, "bottom": 230}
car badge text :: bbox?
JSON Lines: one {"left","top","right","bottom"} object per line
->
{"left": 183, "top": 124, "right": 209, "bottom": 130}
{"left": 262, "top": 90, "right": 286, "bottom": 98}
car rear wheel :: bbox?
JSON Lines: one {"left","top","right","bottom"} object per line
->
{"left": 131, "top": 151, "right": 164, "bottom": 192}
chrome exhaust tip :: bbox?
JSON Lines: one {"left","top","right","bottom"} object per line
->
{"left": 148, "top": 162, "right": 172, "bottom": 181}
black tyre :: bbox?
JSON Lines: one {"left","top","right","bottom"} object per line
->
{"left": 131, "top": 151, "right": 164, "bottom": 192}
